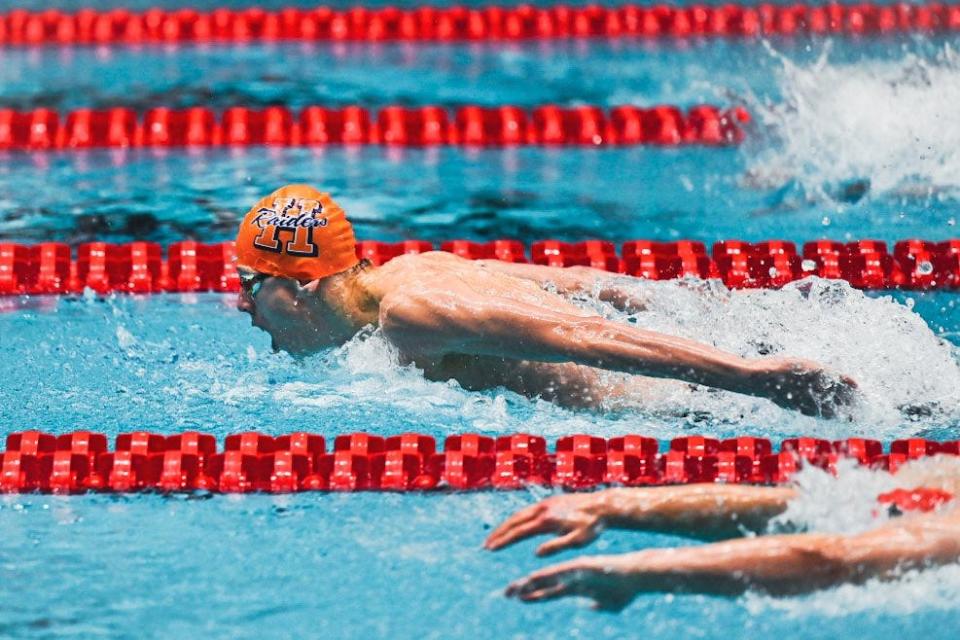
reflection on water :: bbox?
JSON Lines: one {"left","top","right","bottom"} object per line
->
{"left": 3, "top": 141, "right": 958, "bottom": 246}
{"left": 0, "top": 145, "right": 747, "bottom": 244}
{"left": 0, "top": 37, "right": 754, "bottom": 111}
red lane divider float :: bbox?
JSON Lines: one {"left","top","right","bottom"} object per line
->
{"left": 2, "top": 3, "right": 958, "bottom": 46}
{"left": 0, "top": 105, "right": 748, "bottom": 149}
{"left": 2, "top": 238, "right": 960, "bottom": 296}
{"left": 1, "top": 430, "right": 955, "bottom": 494}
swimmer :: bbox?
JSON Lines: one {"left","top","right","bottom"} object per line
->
{"left": 487, "top": 456, "right": 960, "bottom": 609}
{"left": 235, "top": 184, "right": 857, "bottom": 417}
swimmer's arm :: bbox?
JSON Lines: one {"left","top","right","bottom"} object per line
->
{"left": 486, "top": 485, "right": 796, "bottom": 555}
{"left": 380, "top": 290, "right": 857, "bottom": 416}
{"left": 598, "top": 485, "right": 796, "bottom": 534}
{"left": 474, "top": 260, "right": 648, "bottom": 312}
{"left": 381, "top": 290, "right": 774, "bottom": 396}
{"left": 506, "top": 512, "right": 960, "bottom": 606}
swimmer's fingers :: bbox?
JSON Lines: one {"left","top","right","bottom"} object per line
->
{"left": 505, "top": 561, "right": 581, "bottom": 601}
{"left": 485, "top": 503, "right": 549, "bottom": 550}
{"left": 488, "top": 518, "right": 556, "bottom": 552}
{"left": 513, "top": 581, "right": 570, "bottom": 604}
{"left": 535, "top": 526, "right": 598, "bottom": 557}
{"left": 506, "top": 559, "right": 634, "bottom": 609}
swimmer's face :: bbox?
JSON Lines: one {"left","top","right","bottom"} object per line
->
{"left": 236, "top": 270, "right": 348, "bottom": 355}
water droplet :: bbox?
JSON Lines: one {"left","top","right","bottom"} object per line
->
{"left": 801, "top": 259, "right": 817, "bottom": 272}
{"left": 918, "top": 260, "right": 934, "bottom": 275}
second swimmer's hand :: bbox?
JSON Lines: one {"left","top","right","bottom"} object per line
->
{"left": 751, "top": 357, "right": 858, "bottom": 419}
{"left": 505, "top": 555, "right": 639, "bottom": 610}
{"left": 484, "top": 494, "right": 607, "bottom": 556}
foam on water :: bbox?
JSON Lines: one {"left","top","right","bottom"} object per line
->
{"left": 746, "top": 563, "right": 960, "bottom": 617}
{"left": 743, "top": 459, "right": 960, "bottom": 617}
{"left": 746, "top": 44, "right": 960, "bottom": 203}
{"left": 587, "top": 277, "right": 960, "bottom": 436}
{"left": 773, "top": 460, "right": 896, "bottom": 534}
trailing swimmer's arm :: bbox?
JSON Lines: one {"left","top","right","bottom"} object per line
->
{"left": 474, "top": 260, "right": 649, "bottom": 313}
{"left": 378, "top": 290, "right": 857, "bottom": 417}
{"left": 505, "top": 510, "right": 960, "bottom": 609}
{"left": 485, "top": 485, "right": 797, "bottom": 555}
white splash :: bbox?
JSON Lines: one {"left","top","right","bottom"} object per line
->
{"left": 745, "top": 461, "right": 960, "bottom": 617}
{"left": 603, "top": 277, "right": 960, "bottom": 437}
{"left": 746, "top": 44, "right": 960, "bottom": 199}
{"left": 270, "top": 331, "right": 619, "bottom": 436}
{"left": 745, "top": 563, "right": 960, "bottom": 617}
{"left": 772, "top": 459, "right": 897, "bottom": 534}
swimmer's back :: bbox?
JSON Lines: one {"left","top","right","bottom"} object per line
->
{"left": 369, "top": 251, "right": 596, "bottom": 318}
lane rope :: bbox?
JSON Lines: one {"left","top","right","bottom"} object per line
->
{"left": 0, "top": 105, "right": 748, "bottom": 149}
{"left": 1, "top": 238, "right": 958, "bottom": 295}
{"left": 1, "top": 430, "right": 950, "bottom": 493}
{"left": 0, "top": 3, "right": 957, "bottom": 46}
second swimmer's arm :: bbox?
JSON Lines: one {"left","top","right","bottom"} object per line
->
{"left": 605, "top": 484, "right": 796, "bottom": 533}
{"left": 485, "top": 485, "right": 796, "bottom": 555}
{"left": 507, "top": 511, "right": 960, "bottom": 606}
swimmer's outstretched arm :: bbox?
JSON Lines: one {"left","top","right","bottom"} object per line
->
{"left": 474, "top": 260, "right": 649, "bottom": 312}
{"left": 378, "top": 290, "right": 857, "bottom": 417}
{"left": 485, "top": 485, "right": 796, "bottom": 555}
{"left": 505, "top": 511, "right": 960, "bottom": 609}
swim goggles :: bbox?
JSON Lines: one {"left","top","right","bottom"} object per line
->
{"left": 239, "top": 271, "right": 269, "bottom": 299}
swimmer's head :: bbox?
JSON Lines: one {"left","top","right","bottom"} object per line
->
{"left": 235, "top": 184, "right": 358, "bottom": 282}
{"left": 235, "top": 184, "right": 362, "bottom": 354}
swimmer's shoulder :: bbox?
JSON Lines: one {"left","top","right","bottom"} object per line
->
{"left": 370, "top": 251, "right": 467, "bottom": 285}
{"left": 386, "top": 251, "right": 467, "bottom": 270}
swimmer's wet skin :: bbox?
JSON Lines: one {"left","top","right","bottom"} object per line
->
{"left": 487, "top": 457, "right": 960, "bottom": 609}
{"left": 235, "top": 184, "right": 858, "bottom": 417}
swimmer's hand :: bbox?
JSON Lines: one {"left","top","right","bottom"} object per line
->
{"left": 485, "top": 494, "right": 607, "bottom": 556}
{"left": 751, "top": 357, "right": 858, "bottom": 419}
{"left": 505, "top": 555, "right": 639, "bottom": 611}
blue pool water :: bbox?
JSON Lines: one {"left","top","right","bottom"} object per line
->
{"left": 4, "top": 1, "right": 960, "bottom": 637}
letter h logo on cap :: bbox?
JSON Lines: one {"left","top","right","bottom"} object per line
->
{"left": 252, "top": 197, "right": 329, "bottom": 257}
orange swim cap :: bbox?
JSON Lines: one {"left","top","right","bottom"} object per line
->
{"left": 236, "top": 184, "right": 358, "bottom": 281}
